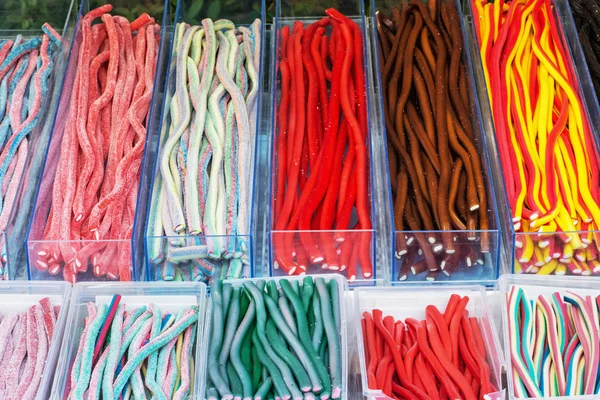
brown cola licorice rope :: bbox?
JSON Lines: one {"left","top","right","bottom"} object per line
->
{"left": 378, "top": 0, "right": 492, "bottom": 278}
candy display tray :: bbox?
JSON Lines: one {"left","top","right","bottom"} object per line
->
{"left": 25, "top": 0, "right": 173, "bottom": 282}
{"left": 0, "top": 0, "right": 77, "bottom": 280}
{"left": 143, "top": 0, "right": 266, "bottom": 283}
{"left": 463, "top": 0, "right": 600, "bottom": 278}
{"left": 352, "top": 284, "right": 506, "bottom": 400}
{"left": 267, "top": 0, "right": 380, "bottom": 286}
{"left": 0, "top": 280, "right": 72, "bottom": 400}
{"left": 368, "top": 0, "right": 502, "bottom": 285}
{"left": 50, "top": 281, "right": 209, "bottom": 400}
{"left": 497, "top": 274, "right": 600, "bottom": 400}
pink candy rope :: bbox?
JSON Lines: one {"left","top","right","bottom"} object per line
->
{"left": 0, "top": 298, "right": 58, "bottom": 399}
{"left": 36, "top": 5, "right": 161, "bottom": 282}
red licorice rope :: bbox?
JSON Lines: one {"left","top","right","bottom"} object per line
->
{"left": 362, "top": 296, "right": 498, "bottom": 399}
{"left": 273, "top": 10, "right": 373, "bottom": 282}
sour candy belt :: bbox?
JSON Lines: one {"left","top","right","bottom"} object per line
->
{"left": 206, "top": 277, "right": 343, "bottom": 399}
{"left": 146, "top": 18, "right": 262, "bottom": 283}
{"left": 0, "top": 297, "right": 60, "bottom": 399}
{"left": 0, "top": 25, "right": 63, "bottom": 279}
{"left": 472, "top": 0, "right": 600, "bottom": 275}
{"left": 506, "top": 286, "right": 600, "bottom": 397}
{"left": 273, "top": 10, "right": 373, "bottom": 282}
{"left": 67, "top": 296, "right": 199, "bottom": 399}
{"left": 377, "top": 0, "right": 492, "bottom": 282}
{"left": 361, "top": 295, "right": 497, "bottom": 399}
{"left": 34, "top": 5, "right": 160, "bottom": 282}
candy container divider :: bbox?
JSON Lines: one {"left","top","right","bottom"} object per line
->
{"left": 369, "top": 0, "right": 502, "bottom": 284}
{"left": 25, "top": 0, "right": 172, "bottom": 282}
{"left": 0, "top": 280, "right": 72, "bottom": 400}
{"left": 143, "top": 0, "right": 266, "bottom": 282}
{"left": 50, "top": 281, "right": 209, "bottom": 399}
{"left": 497, "top": 274, "right": 600, "bottom": 400}
{"left": 353, "top": 284, "right": 506, "bottom": 399}
{"left": 268, "top": 0, "right": 380, "bottom": 285}
{"left": 211, "top": 274, "right": 350, "bottom": 399}
{"left": 0, "top": 0, "right": 78, "bottom": 279}
{"left": 463, "top": 0, "right": 600, "bottom": 276}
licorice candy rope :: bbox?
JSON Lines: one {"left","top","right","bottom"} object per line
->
{"left": 67, "top": 295, "right": 199, "bottom": 399}
{"left": 206, "top": 277, "right": 344, "bottom": 399}
{"left": 272, "top": 10, "right": 373, "bottom": 282}
{"left": 376, "top": 0, "right": 493, "bottom": 282}
{"left": 0, "top": 297, "right": 60, "bottom": 398}
{"left": 33, "top": 5, "right": 160, "bottom": 282}
{"left": 472, "top": 0, "right": 600, "bottom": 275}
{"left": 146, "top": 19, "right": 261, "bottom": 283}
{"left": 361, "top": 294, "right": 498, "bottom": 399}
{"left": 0, "top": 25, "right": 63, "bottom": 279}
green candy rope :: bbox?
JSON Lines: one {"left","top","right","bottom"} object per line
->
{"left": 254, "top": 377, "right": 272, "bottom": 400}
{"left": 311, "top": 290, "right": 324, "bottom": 352}
{"left": 263, "top": 295, "right": 325, "bottom": 395}
{"left": 265, "top": 319, "right": 312, "bottom": 389}
{"left": 251, "top": 345, "right": 262, "bottom": 390}
{"left": 230, "top": 297, "right": 255, "bottom": 400}
{"left": 208, "top": 280, "right": 233, "bottom": 399}
{"left": 219, "top": 287, "right": 241, "bottom": 386}
{"left": 251, "top": 329, "right": 291, "bottom": 399}
{"left": 329, "top": 280, "right": 341, "bottom": 333}
{"left": 315, "top": 278, "right": 342, "bottom": 399}
{"left": 280, "top": 279, "right": 330, "bottom": 392}
{"left": 244, "top": 282, "right": 302, "bottom": 399}
{"left": 227, "top": 360, "right": 243, "bottom": 398}
{"left": 301, "top": 277, "right": 314, "bottom": 313}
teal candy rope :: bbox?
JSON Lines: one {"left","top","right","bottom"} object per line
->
{"left": 72, "top": 304, "right": 108, "bottom": 400}
{"left": 112, "top": 309, "right": 199, "bottom": 397}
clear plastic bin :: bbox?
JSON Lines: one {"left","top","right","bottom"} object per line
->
{"left": 497, "top": 274, "right": 600, "bottom": 400}
{"left": 0, "top": 280, "right": 72, "bottom": 399}
{"left": 144, "top": 0, "right": 266, "bottom": 282}
{"left": 50, "top": 281, "right": 209, "bottom": 399}
{"left": 368, "top": 0, "right": 501, "bottom": 284}
{"left": 207, "top": 274, "right": 350, "bottom": 399}
{"left": 268, "top": 0, "right": 379, "bottom": 285}
{"left": 26, "top": 0, "right": 173, "bottom": 282}
{"left": 353, "top": 284, "right": 506, "bottom": 399}
{"left": 0, "top": 0, "right": 77, "bottom": 280}
{"left": 463, "top": 0, "right": 600, "bottom": 277}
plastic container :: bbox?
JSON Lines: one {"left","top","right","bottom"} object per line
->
{"left": 367, "top": 0, "right": 501, "bottom": 284}
{"left": 559, "top": 0, "right": 600, "bottom": 134}
{"left": 144, "top": 0, "right": 266, "bottom": 282}
{"left": 25, "top": 0, "right": 173, "bottom": 282}
{"left": 353, "top": 284, "right": 506, "bottom": 399}
{"left": 0, "top": 0, "right": 77, "bottom": 280}
{"left": 464, "top": 0, "right": 600, "bottom": 277}
{"left": 0, "top": 280, "right": 72, "bottom": 399}
{"left": 268, "top": 0, "right": 379, "bottom": 285}
{"left": 50, "top": 281, "right": 209, "bottom": 399}
{"left": 208, "top": 274, "right": 350, "bottom": 399}
{"left": 497, "top": 274, "right": 600, "bottom": 400}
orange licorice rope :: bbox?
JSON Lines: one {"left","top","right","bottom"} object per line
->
{"left": 273, "top": 11, "right": 373, "bottom": 282}
{"left": 472, "top": 0, "right": 600, "bottom": 275}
